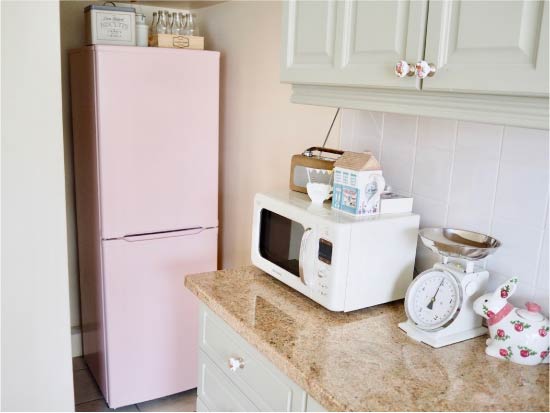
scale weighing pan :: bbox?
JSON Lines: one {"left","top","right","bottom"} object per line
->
{"left": 419, "top": 228, "right": 501, "bottom": 261}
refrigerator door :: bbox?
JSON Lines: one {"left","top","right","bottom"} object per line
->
{"left": 101, "top": 227, "right": 217, "bottom": 408}
{"left": 95, "top": 46, "right": 220, "bottom": 239}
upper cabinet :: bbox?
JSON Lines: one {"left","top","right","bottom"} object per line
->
{"left": 338, "top": 0, "right": 427, "bottom": 89}
{"left": 282, "top": 0, "right": 340, "bottom": 84}
{"left": 424, "top": 0, "right": 548, "bottom": 96}
{"left": 282, "top": 0, "right": 428, "bottom": 90}
{"left": 281, "top": 0, "right": 549, "bottom": 129}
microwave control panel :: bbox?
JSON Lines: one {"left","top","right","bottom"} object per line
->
{"left": 316, "top": 235, "right": 333, "bottom": 297}
{"left": 317, "top": 264, "right": 330, "bottom": 296}
{"left": 318, "top": 238, "right": 333, "bottom": 264}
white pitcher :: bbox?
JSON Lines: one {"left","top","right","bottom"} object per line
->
{"left": 359, "top": 173, "right": 385, "bottom": 216}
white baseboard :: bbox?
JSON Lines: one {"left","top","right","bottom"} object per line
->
{"left": 71, "top": 326, "right": 82, "bottom": 357}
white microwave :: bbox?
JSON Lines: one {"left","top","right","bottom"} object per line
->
{"left": 251, "top": 191, "right": 420, "bottom": 312}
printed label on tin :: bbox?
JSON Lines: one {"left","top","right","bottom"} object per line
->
{"left": 96, "top": 12, "right": 133, "bottom": 42}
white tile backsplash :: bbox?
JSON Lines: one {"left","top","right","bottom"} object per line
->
{"left": 382, "top": 112, "right": 418, "bottom": 147}
{"left": 412, "top": 146, "right": 453, "bottom": 201}
{"left": 417, "top": 117, "right": 457, "bottom": 151}
{"left": 534, "top": 231, "right": 549, "bottom": 315}
{"left": 446, "top": 150, "right": 500, "bottom": 234}
{"left": 493, "top": 127, "right": 549, "bottom": 228}
{"left": 380, "top": 113, "right": 418, "bottom": 194}
{"left": 449, "top": 144, "right": 500, "bottom": 208}
{"left": 412, "top": 195, "right": 446, "bottom": 228}
{"left": 340, "top": 110, "right": 383, "bottom": 157}
{"left": 493, "top": 161, "right": 549, "bottom": 228}
{"left": 380, "top": 145, "right": 415, "bottom": 195}
{"left": 500, "top": 126, "right": 549, "bottom": 165}
{"left": 455, "top": 122, "right": 503, "bottom": 160}
{"left": 341, "top": 110, "right": 550, "bottom": 313}
{"left": 487, "top": 218, "right": 544, "bottom": 294}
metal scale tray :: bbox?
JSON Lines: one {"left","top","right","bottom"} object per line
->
{"left": 419, "top": 228, "right": 501, "bottom": 261}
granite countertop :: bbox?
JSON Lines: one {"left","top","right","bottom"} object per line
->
{"left": 185, "top": 266, "right": 549, "bottom": 412}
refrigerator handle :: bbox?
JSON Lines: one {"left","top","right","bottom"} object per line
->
{"left": 121, "top": 227, "right": 208, "bottom": 242}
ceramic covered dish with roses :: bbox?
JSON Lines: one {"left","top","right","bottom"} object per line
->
{"left": 473, "top": 278, "right": 549, "bottom": 366}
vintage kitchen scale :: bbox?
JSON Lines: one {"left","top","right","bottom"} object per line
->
{"left": 399, "top": 228, "right": 501, "bottom": 348}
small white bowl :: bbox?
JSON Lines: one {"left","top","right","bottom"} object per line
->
{"left": 306, "top": 183, "right": 333, "bottom": 204}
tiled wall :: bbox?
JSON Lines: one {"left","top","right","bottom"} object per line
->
{"left": 340, "top": 110, "right": 549, "bottom": 315}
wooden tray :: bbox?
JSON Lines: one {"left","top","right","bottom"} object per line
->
{"left": 149, "top": 34, "right": 204, "bottom": 50}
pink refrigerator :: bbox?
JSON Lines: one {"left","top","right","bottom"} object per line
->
{"left": 69, "top": 45, "right": 219, "bottom": 408}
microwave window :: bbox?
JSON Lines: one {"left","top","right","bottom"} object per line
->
{"left": 259, "top": 209, "right": 304, "bottom": 277}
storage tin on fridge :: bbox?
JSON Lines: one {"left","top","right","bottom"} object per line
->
{"left": 84, "top": 4, "right": 136, "bottom": 46}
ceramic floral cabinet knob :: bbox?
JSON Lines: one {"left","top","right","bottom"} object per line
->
{"left": 415, "top": 60, "right": 436, "bottom": 79}
{"left": 473, "top": 278, "right": 550, "bottom": 366}
{"left": 394, "top": 60, "right": 415, "bottom": 78}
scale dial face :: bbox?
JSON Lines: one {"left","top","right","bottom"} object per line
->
{"left": 405, "top": 269, "right": 462, "bottom": 331}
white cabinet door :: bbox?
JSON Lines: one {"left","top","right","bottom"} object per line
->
{"left": 337, "top": 0, "right": 428, "bottom": 89}
{"left": 198, "top": 351, "right": 258, "bottom": 412}
{"left": 281, "top": 0, "right": 340, "bottom": 84}
{"left": 281, "top": 0, "right": 428, "bottom": 89}
{"left": 423, "top": 0, "right": 549, "bottom": 96}
{"left": 199, "top": 305, "right": 308, "bottom": 412}
{"left": 306, "top": 397, "right": 327, "bottom": 412}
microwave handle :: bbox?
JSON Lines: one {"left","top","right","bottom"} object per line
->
{"left": 299, "top": 228, "right": 313, "bottom": 286}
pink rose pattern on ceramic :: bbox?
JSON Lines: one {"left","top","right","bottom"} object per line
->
{"left": 499, "top": 346, "right": 513, "bottom": 360}
{"left": 396, "top": 61, "right": 404, "bottom": 76}
{"left": 511, "top": 320, "right": 531, "bottom": 332}
{"left": 500, "top": 284, "right": 511, "bottom": 298}
{"left": 494, "top": 328, "right": 510, "bottom": 341}
{"left": 473, "top": 278, "right": 550, "bottom": 366}
{"left": 518, "top": 345, "right": 537, "bottom": 358}
{"left": 394, "top": 60, "right": 412, "bottom": 78}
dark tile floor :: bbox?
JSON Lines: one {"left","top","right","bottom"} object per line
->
{"left": 73, "top": 357, "right": 197, "bottom": 412}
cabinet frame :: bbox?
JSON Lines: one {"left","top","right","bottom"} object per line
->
{"left": 290, "top": 84, "right": 548, "bottom": 129}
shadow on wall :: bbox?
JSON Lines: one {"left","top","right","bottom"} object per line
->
{"left": 59, "top": 0, "right": 93, "bottom": 340}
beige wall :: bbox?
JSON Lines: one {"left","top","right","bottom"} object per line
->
{"left": 197, "top": 1, "right": 340, "bottom": 268}
{"left": 1, "top": 1, "right": 74, "bottom": 410}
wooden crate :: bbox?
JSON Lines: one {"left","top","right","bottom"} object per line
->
{"left": 149, "top": 34, "right": 204, "bottom": 50}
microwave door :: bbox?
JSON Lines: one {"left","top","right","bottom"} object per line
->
{"left": 298, "top": 228, "right": 313, "bottom": 285}
{"left": 259, "top": 209, "right": 306, "bottom": 278}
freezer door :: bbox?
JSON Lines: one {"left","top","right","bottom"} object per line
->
{"left": 95, "top": 47, "right": 220, "bottom": 238}
{"left": 101, "top": 227, "right": 217, "bottom": 408}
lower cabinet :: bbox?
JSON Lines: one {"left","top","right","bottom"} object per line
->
{"left": 197, "top": 351, "right": 258, "bottom": 411}
{"left": 196, "top": 304, "right": 327, "bottom": 412}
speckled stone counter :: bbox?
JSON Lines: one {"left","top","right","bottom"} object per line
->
{"left": 185, "top": 266, "right": 549, "bottom": 412}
